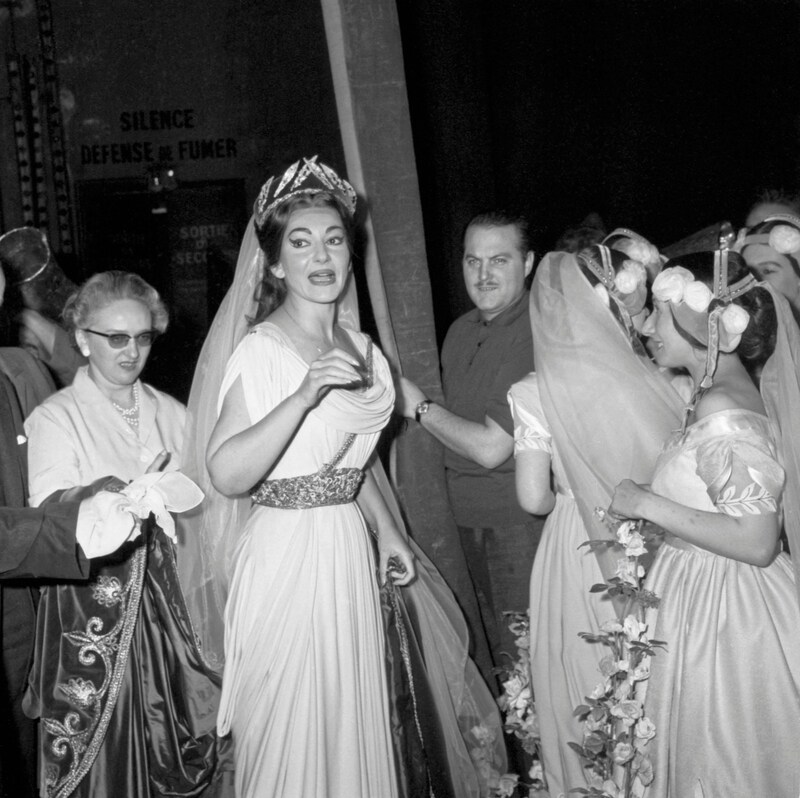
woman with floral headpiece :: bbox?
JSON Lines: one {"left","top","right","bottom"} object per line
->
{"left": 508, "top": 240, "right": 683, "bottom": 797}
{"left": 610, "top": 250, "right": 800, "bottom": 797}
{"left": 178, "top": 157, "right": 506, "bottom": 797}
{"left": 739, "top": 213, "right": 800, "bottom": 326}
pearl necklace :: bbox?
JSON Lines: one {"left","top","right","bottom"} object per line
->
{"left": 112, "top": 382, "right": 140, "bottom": 429}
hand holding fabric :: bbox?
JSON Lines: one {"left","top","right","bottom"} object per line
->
{"left": 75, "top": 490, "right": 142, "bottom": 558}
{"left": 378, "top": 524, "right": 416, "bottom": 586}
{"left": 75, "top": 472, "right": 204, "bottom": 557}
{"left": 120, "top": 471, "right": 205, "bottom": 543}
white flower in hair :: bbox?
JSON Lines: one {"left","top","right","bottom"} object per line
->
{"left": 720, "top": 303, "right": 750, "bottom": 335}
{"left": 616, "top": 239, "right": 661, "bottom": 267}
{"left": 594, "top": 283, "right": 611, "bottom": 307}
{"left": 683, "top": 281, "right": 713, "bottom": 312}
{"left": 613, "top": 259, "right": 647, "bottom": 295}
{"left": 614, "top": 261, "right": 644, "bottom": 295}
{"left": 652, "top": 266, "right": 694, "bottom": 304}
{"left": 768, "top": 225, "right": 800, "bottom": 255}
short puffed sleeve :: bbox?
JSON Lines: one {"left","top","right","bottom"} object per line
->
{"left": 508, "top": 372, "right": 552, "bottom": 456}
{"left": 695, "top": 430, "right": 785, "bottom": 517}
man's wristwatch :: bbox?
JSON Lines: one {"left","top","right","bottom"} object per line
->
{"left": 414, "top": 399, "right": 433, "bottom": 423}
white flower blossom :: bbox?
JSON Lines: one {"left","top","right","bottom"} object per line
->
{"left": 612, "top": 741, "right": 635, "bottom": 764}
{"left": 624, "top": 530, "right": 648, "bottom": 558}
{"left": 683, "top": 280, "right": 713, "bottom": 312}
{"left": 617, "top": 239, "right": 661, "bottom": 267}
{"left": 769, "top": 224, "right": 800, "bottom": 255}
{"left": 652, "top": 266, "right": 693, "bottom": 304}
{"left": 601, "top": 619, "right": 624, "bottom": 633}
{"left": 614, "top": 263, "right": 643, "bottom": 295}
{"left": 591, "top": 680, "right": 610, "bottom": 699}
{"left": 615, "top": 557, "right": 641, "bottom": 586}
{"left": 720, "top": 303, "right": 750, "bottom": 335}
{"left": 623, "top": 614, "right": 646, "bottom": 640}
{"left": 616, "top": 520, "right": 636, "bottom": 546}
{"left": 611, "top": 699, "right": 643, "bottom": 727}
{"left": 599, "top": 655, "right": 619, "bottom": 677}
{"left": 624, "top": 259, "right": 648, "bottom": 283}
{"left": 614, "top": 679, "right": 633, "bottom": 701}
{"left": 635, "top": 716, "right": 657, "bottom": 742}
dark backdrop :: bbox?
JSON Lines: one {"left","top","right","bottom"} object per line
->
{"left": 397, "top": 0, "right": 800, "bottom": 334}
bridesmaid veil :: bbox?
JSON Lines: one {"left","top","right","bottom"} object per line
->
{"left": 531, "top": 248, "right": 800, "bottom": 608}
{"left": 177, "top": 217, "right": 506, "bottom": 795}
{"left": 529, "top": 250, "right": 685, "bottom": 566}
{"left": 756, "top": 287, "right": 800, "bottom": 608}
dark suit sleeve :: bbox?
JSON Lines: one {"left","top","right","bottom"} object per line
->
{"left": 0, "top": 502, "right": 90, "bottom": 580}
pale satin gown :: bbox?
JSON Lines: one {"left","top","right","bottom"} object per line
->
{"left": 216, "top": 322, "right": 398, "bottom": 798}
{"left": 509, "top": 374, "right": 617, "bottom": 798}
{"left": 643, "top": 409, "right": 800, "bottom": 798}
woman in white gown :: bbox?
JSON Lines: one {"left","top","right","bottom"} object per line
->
{"left": 178, "top": 156, "right": 506, "bottom": 798}
{"left": 508, "top": 243, "right": 683, "bottom": 797}
{"left": 610, "top": 249, "right": 800, "bottom": 797}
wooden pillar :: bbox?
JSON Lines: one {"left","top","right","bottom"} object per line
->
{"left": 320, "top": 0, "right": 488, "bottom": 670}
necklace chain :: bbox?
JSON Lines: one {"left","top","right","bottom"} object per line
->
{"left": 112, "top": 382, "right": 140, "bottom": 428}
{"left": 283, "top": 305, "right": 331, "bottom": 353}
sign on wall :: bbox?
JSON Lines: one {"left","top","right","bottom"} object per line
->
{"left": 76, "top": 178, "right": 246, "bottom": 400}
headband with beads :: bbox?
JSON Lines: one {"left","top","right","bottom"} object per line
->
{"left": 602, "top": 227, "right": 664, "bottom": 276}
{"left": 253, "top": 155, "right": 357, "bottom": 228}
{"left": 578, "top": 244, "right": 650, "bottom": 323}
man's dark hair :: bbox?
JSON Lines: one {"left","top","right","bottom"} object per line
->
{"left": 465, "top": 211, "right": 532, "bottom": 256}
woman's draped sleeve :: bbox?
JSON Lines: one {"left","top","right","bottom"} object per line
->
{"left": 218, "top": 325, "right": 292, "bottom": 422}
{"left": 695, "top": 432, "right": 785, "bottom": 518}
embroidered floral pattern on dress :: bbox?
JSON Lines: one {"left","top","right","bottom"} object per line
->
{"left": 58, "top": 678, "right": 99, "bottom": 709}
{"left": 41, "top": 546, "right": 147, "bottom": 798}
{"left": 90, "top": 575, "right": 124, "bottom": 607}
{"left": 715, "top": 482, "right": 777, "bottom": 517}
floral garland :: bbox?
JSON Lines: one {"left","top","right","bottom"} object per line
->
{"left": 652, "top": 266, "right": 750, "bottom": 345}
{"left": 491, "top": 513, "right": 665, "bottom": 798}
{"left": 489, "top": 612, "right": 548, "bottom": 797}
{"left": 568, "top": 513, "right": 664, "bottom": 798}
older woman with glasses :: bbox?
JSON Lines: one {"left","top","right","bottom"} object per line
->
{"left": 23, "top": 271, "right": 223, "bottom": 798}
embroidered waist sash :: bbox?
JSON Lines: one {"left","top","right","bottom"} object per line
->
{"left": 250, "top": 467, "right": 364, "bottom": 509}
{"left": 250, "top": 432, "right": 363, "bottom": 509}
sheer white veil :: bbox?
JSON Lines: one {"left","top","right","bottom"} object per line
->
{"left": 176, "top": 217, "right": 360, "bottom": 668}
{"left": 759, "top": 287, "right": 800, "bottom": 609}
{"left": 530, "top": 250, "right": 685, "bottom": 565}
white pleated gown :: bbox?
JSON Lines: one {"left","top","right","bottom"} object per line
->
{"left": 216, "top": 323, "right": 398, "bottom": 798}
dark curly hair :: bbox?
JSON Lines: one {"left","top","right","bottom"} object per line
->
{"left": 250, "top": 191, "right": 355, "bottom": 325}
{"left": 664, "top": 250, "right": 777, "bottom": 383}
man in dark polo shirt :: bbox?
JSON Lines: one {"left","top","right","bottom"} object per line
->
{"left": 398, "top": 211, "right": 543, "bottom": 690}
